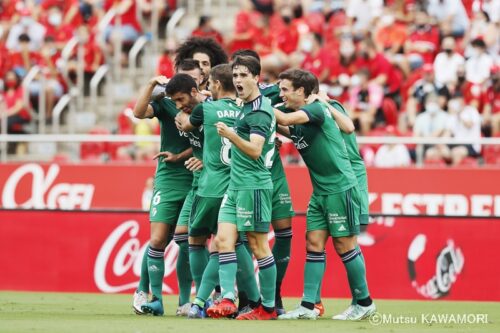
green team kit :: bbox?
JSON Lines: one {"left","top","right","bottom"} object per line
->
{"left": 218, "top": 95, "right": 277, "bottom": 232}
{"left": 288, "top": 101, "right": 360, "bottom": 237}
{"left": 149, "top": 98, "right": 193, "bottom": 224}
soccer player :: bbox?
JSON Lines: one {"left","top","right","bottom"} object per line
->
{"left": 175, "top": 64, "right": 261, "bottom": 319}
{"left": 230, "top": 49, "right": 295, "bottom": 315}
{"left": 206, "top": 56, "right": 278, "bottom": 320}
{"left": 132, "top": 75, "right": 193, "bottom": 316}
{"left": 175, "top": 37, "right": 229, "bottom": 91}
{"left": 275, "top": 69, "right": 375, "bottom": 320}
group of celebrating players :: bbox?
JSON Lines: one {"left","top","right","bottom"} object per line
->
{"left": 131, "top": 37, "right": 375, "bottom": 321}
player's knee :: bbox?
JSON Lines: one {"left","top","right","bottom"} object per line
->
{"left": 189, "top": 235, "right": 207, "bottom": 246}
{"left": 150, "top": 235, "right": 168, "bottom": 249}
{"left": 214, "top": 234, "right": 232, "bottom": 252}
{"left": 333, "top": 236, "right": 356, "bottom": 255}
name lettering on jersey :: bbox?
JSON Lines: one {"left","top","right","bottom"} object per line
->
{"left": 216, "top": 110, "right": 241, "bottom": 119}
{"left": 178, "top": 130, "right": 189, "bottom": 138}
{"left": 291, "top": 134, "right": 309, "bottom": 150}
{"left": 189, "top": 132, "right": 202, "bottom": 148}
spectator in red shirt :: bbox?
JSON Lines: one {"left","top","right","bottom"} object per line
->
{"left": 9, "top": 34, "right": 42, "bottom": 78}
{"left": 356, "top": 37, "right": 403, "bottom": 99}
{"left": 1, "top": 70, "right": 30, "bottom": 134}
{"left": 404, "top": 10, "right": 440, "bottom": 69}
{"left": 0, "top": 0, "right": 21, "bottom": 26}
{"left": 41, "top": 5, "right": 75, "bottom": 50}
{"left": 191, "top": 16, "right": 224, "bottom": 45}
{"left": 486, "top": 68, "right": 500, "bottom": 135}
{"left": 6, "top": 8, "right": 46, "bottom": 51}
{"left": 156, "top": 47, "right": 175, "bottom": 78}
{"left": 103, "top": 0, "right": 141, "bottom": 43}
{"left": 300, "top": 33, "right": 331, "bottom": 83}
{"left": 228, "top": 0, "right": 261, "bottom": 53}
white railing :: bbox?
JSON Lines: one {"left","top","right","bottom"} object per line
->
{"left": 128, "top": 36, "right": 149, "bottom": 89}
{"left": 51, "top": 94, "right": 73, "bottom": 134}
{"left": 89, "top": 65, "right": 110, "bottom": 114}
{"left": 166, "top": 8, "right": 186, "bottom": 41}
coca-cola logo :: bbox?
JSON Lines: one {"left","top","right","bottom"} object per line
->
{"left": 407, "top": 234, "right": 465, "bottom": 299}
{"left": 2, "top": 163, "right": 94, "bottom": 210}
{"left": 94, "top": 220, "right": 178, "bottom": 293}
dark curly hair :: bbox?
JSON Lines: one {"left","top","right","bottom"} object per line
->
{"left": 174, "top": 37, "right": 228, "bottom": 70}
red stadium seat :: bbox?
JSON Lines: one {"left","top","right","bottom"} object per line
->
{"left": 423, "top": 158, "right": 447, "bottom": 167}
{"left": 482, "top": 144, "right": 500, "bottom": 165}
{"left": 457, "top": 157, "right": 479, "bottom": 167}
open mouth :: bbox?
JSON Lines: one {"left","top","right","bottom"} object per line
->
{"left": 236, "top": 84, "right": 244, "bottom": 94}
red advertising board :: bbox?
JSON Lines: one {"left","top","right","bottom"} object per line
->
{"left": 0, "top": 210, "right": 498, "bottom": 301}
{"left": 0, "top": 163, "right": 499, "bottom": 216}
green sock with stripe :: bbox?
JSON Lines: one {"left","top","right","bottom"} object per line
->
{"left": 137, "top": 246, "right": 150, "bottom": 293}
{"left": 175, "top": 235, "right": 192, "bottom": 305}
{"left": 340, "top": 248, "right": 371, "bottom": 305}
{"left": 189, "top": 244, "right": 209, "bottom": 293}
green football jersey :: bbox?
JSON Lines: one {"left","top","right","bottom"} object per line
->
{"left": 150, "top": 97, "right": 193, "bottom": 190}
{"left": 229, "top": 95, "right": 275, "bottom": 190}
{"left": 188, "top": 126, "right": 204, "bottom": 187}
{"left": 259, "top": 83, "right": 282, "bottom": 105}
{"left": 289, "top": 101, "right": 357, "bottom": 194}
{"left": 328, "top": 100, "right": 368, "bottom": 188}
{"left": 190, "top": 98, "right": 241, "bottom": 197}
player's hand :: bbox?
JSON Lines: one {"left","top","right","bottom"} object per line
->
{"left": 185, "top": 157, "right": 203, "bottom": 171}
{"left": 153, "top": 151, "right": 178, "bottom": 163}
{"left": 200, "top": 89, "right": 212, "bottom": 98}
{"left": 174, "top": 112, "right": 187, "bottom": 131}
{"left": 149, "top": 76, "right": 169, "bottom": 87}
{"left": 216, "top": 122, "right": 232, "bottom": 139}
{"left": 275, "top": 137, "right": 283, "bottom": 150}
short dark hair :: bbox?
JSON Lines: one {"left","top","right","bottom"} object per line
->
{"left": 175, "top": 37, "right": 228, "bottom": 69}
{"left": 231, "top": 56, "right": 261, "bottom": 76}
{"left": 230, "top": 49, "right": 260, "bottom": 62}
{"left": 471, "top": 38, "right": 487, "bottom": 49}
{"left": 278, "top": 69, "right": 318, "bottom": 97}
{"left": 165, "top": 73, "right": 198, "bottom": 96}
{"left": 19, "top": 33, "right": 30, "bottom": 42}
{"left": 210, "top": 64, "right": 235, "bottom": 93}
{"left": 176, "top": 58, "right": 202, "bottom": 72}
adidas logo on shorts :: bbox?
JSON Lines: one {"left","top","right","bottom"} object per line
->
{"left": 244, "top": 220, "right": 252, "bottom": 227}
{"left": 338, "top": 225, "right": 346, "bottom": 232}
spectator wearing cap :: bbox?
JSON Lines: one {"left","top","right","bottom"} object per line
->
{"left": 446, "top": 96, "right": 482, "bottom": 165}
{"left": 374, "top": 126, "right": 411, "bottom": 167}
{"left": 6, "top": 8, "right": 46, "bottom": 51}
{"left": 413, "top": 93, "right": 451, "bottom": 162}
{"left": 427, "top": 0, "right": 469, "bottom": 37}
{"left": 347, "top": 68, "right": 384, "bottom": 135}
{"left": 433, "top": 37, "right": 465, "bottom": 86}
{"left": 404, "top": 10, "right": 440, "bottom": 69}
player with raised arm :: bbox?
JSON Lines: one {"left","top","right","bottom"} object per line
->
{"left": 175, "top": 64, "right": 261, "bottom": 319}
{"left": 205, "top": 56, "right": 278, "bottom": 320}
{"left": 275, "top": 69, "right": 375, "bottom": 321}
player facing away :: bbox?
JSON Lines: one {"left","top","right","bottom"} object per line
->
{"left": 132, "top": 75, "right": 193, "bottom": 316}
{"left": 206, "top": 56, "right": 278, "bottom": 320}
{"left": 230, "top": 49, "right": 295, "bottom": 315}
{"left": 175, "top": 64, "right": 262, "bottom": 319}
{"left": 275, "top": 69, "right": 376, "bottom": 320}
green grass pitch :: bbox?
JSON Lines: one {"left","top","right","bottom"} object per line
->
{"left": 1, "top": 292, "right": 499, "bottom": 333}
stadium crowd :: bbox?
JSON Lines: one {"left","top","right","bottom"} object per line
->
{"left": 0, "top": 0, "right": 499, "bottom": 166}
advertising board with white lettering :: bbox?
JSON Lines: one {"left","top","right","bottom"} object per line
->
{"left": 0, "top": 210, "right": 498, "bottom": 300}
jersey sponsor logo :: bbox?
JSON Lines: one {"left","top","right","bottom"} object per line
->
{"left": 1, "top": 163, "right": 94, "bottom": 210}
{"left": 178, "top": 130, "right": 189, "bottom": 138}
{"left": 94, "top": 220, "right": 178, "bottom": 293}
{"left": 290, "top": 134, "right": 309, "bottom": 150}
{"left": 189, "top": 132, "right": 202, "bottom": 148}
{"left": 216, "top": 110, "right": 240, "bottom": 119}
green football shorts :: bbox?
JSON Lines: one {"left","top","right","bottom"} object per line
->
{"left": 149, "top": 187, "right": 190, "bottom": 225}
{"left": 189, "top": 195, "right": 222, "bottom": 237}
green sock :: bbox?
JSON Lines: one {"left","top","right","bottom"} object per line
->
{"left": 235, "top": 243, "right": 260, "bottom": 303}
{"left": 137, "top": 246, "right": 150, "bottom": 293}
{"left": 351, "top": 245, "right": 364, "bottom": 305}
{"left": 147, "top": 247, "right": 165, "bottom": 301}
{"left": 193, "top": 252, "right": 219, "bottom": 307}
{"left": 303, "top": 251, "right": 325, "bottom": 304}
{"left": 189, "top": 244, "right": 209, "bottom": 293}
{"left": 257, "top": 256, "right": 277, "bottom": 308}
{"left": 218, "top": 252, "right": 238, "bottom": 301}
{"left": 315, "top": 259, "right": 326, "bottom": 303}
{"left": 341, "top": 248, "right": 370, "bottom": 302}
{"left": 176, "top": 238, "right": 192, "bottom": 305}
{"left": 273, "top": 228, "right": 292, "bottom": 297}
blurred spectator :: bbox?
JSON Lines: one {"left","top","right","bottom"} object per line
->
{"left": 156, "top": 44, "right": 175, "bottom": 78}
{"left": 374, "top": 11, "right": 407, "bottom": 57}
{"left": 446, "top": 96, "right": 481, "bottom": 165}
{"left": 355, "top": 37, "right": 402, "bottom": 100}
{"left": 463, "top": 10, "right": 498, "bottom": 56}
{"left": 480, "top": 0, "right": 500, "bottom": 23}
{"left": 405, "top": 64, "right": 442, "bottom": 126}
{"left": 103, "top": 0, "right": 141, "bottom": 43}
{"left": 1, "top": 70, "right": 30, "bottom": 134}
{"left": 465, "top": 38, "right": 493, "bottom": 86}
{"left": 40, "top": 4, "right": 74, "bottom": 50}
{"left": 299, "top": 33, "right": 331, "bottom": 83}
{"left": 413, "top": 93, "right": 450, "bottom": 161}
{"left": 192, "top": 16, "right": 224, "bottom": 45}
{"left": 0, "top": 0, "right": 21, "bottom": 26}
{"left": 374, "top": 126, "right": 412, "bottom": 167}
{"left": 9, "top": 34, "right": 41, "bottom": 78}
{"left": 404, "top": 10, "right": 440, "bottom": 69}
{"left": 6, "top": 8, "right": 46, "bottom": 51}
{"left": 346, "top": 0, "right": 383, "bottom": 38}
{"left": 229, "top": 0, "right": 259, "bottom": 53}
{"left": 433, "top": 37, "right": 465, "bottom": 86}
{"left": 329, "top": 39, "right": 358, "bottom": 82}
{"left": 484, "top": 66, "right": 500, "bottom": 135}
{"left": 348, "top": 69, "right": 384, "bottom": 135}
{"left": 427, "top": 0, "right": 469, "bottom": 37}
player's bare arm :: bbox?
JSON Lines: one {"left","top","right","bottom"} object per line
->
{"left": 273, "top": 108, "right": 309, "bottom": 126}
{"left": 216, "top": 121, "right": 264, "bottom": 160}
{"left": 134, "top": 76, "right": 169, "bottom": 119}
{"left": 307, "top": 94, "right": 355, "bottom": 134}
{"left": 277, "top": 125, "right": 291, "bottom": 138}
{"left": 175, "top": 111, "right": 195, "bottom": 132}
{"left": 153, "top": 147, "right": 193, "bottom": 163}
